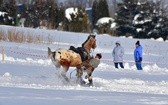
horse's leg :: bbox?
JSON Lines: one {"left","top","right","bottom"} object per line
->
{"left": 86, "top": 67, "right": 94, "bottom": 86}
{"left": 55, "top": 60, "right": 61, "bottom": 68}
{"left": 76, "top": 65, "right": 85, "bottom": 84}
{"left": 53, "top": 61, "right": 62, "bottom": 78}
{"left": 60, "top": 66, "right": 70, "bottom": 82}
{"left": 76, "top": 66, "right": 83, "bottom": 78}
{"left": 87, "top": 74, "right": 93, "bottom": 86}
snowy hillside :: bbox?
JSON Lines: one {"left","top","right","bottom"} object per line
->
{"left": 0, "top": 26, "right": 168, "bottom": 105}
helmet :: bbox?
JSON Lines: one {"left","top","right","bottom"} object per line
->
{"left": 96, "top": 53, "right": 102, "bottom": 59}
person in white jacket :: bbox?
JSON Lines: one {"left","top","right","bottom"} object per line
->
{"left": 112, "top": 41, "right": 124, "bottom": 69}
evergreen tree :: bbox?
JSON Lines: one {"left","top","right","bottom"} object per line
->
{"left": 160, "top": 17, "right": 168, "bottom": 41}
{"left": 98, "top": 0, "right": 109, "bottom": 18}
{"left": 48, "top": 0, "right": 58, "bottom": 29}
{"left": 115, "top": 0, "right": 168, "bottom": 40}
{"left": 133, "top": 0, "right": 154, "bottom": 38}
{"left": 115, "top": 0, "right": 138, "bottom": 36}
{"left": 156, "top": 0, "right": 168, "bottom": 41}
{"left": 3, "top": 0, "right": 17, "bottom": 26}
{"left": 92, "top": 0, "right": 99, "bottom": 28}
{"left": 0, "top": 0, "right": 3, "bottom": 7}
{"left": 92, "top": 0, "right": 109, "bottom": 28}
{"left": 64, "top": 7, "right": 90, "bottom": 32}
{"left": 133, "top": 0, "right": 168, "bottom": 40}
{"left": 56, "top": 6, "right": 65, "bottom": 29}
{"left": 148, "top": 1, "right": 162, "bottom": 39}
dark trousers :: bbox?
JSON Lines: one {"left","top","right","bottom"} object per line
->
{"left": 114, "top": 62, "right": 124, "bottom": 69}
{"left": 135, "top": 62, "right": 143, "bottom": 70}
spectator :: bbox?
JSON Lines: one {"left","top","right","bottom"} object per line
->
{"left": 112, "top": 41, "right": 124, "bottom": 68}
{"left": 134, "top": 41, "right": 143, "bottom": 70}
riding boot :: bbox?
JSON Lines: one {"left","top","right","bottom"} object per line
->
{"left": 87, "top": 79, "right": 93, "bottom": 86}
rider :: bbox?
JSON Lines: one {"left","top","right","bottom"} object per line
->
{"left": 82, "top": 53, "right": 102, "bottom": 85}
{"left": 89, "top": 53, "right": 102, "bottom": 70}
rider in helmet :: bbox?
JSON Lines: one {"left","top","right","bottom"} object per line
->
{"left": 82, "top": 53, "right": 102, "bottom": 85}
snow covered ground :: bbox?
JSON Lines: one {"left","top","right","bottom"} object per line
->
{"left": 0, "top": 26, "right": 168, "bottom": 105}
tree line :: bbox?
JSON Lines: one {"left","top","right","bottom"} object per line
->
{"left": 0, "top": 0, "right": 168, "bottom": 40}
{"left": 115, "top": 0, "right": 168, "bottom": 40}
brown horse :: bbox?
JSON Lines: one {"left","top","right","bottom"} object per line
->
{"left": 48, "top": 35, "right": 96, "bottom": 84}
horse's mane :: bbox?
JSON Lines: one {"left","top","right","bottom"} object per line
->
{"left": 82, "top": 35, "right": 95, "bottom": 47}
{"left": 82, "top": 36, "right": 90, "bottom": 47}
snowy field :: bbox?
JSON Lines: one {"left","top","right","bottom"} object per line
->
{"left": 0, "top": 26, "right": 168, "bottom": 105}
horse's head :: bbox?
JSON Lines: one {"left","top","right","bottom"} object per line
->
{"left": 48, "top": 47, "right": 61, "bottom": 68}
{"left": 89, "top": 34, "right": 97, "bottom": 49}
{"left": 82, "top": 35, "right": 97, "bottom": 52}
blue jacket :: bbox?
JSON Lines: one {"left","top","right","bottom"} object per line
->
{"left": 134, "top": 45, "right": 142, "bottom": 62}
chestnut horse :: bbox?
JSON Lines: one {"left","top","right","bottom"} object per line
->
{"left": 48, "top": 35, "right": 96, "bottom": 84}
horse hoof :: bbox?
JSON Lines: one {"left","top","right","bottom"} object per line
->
{"left": 80, "top": 80, "right": 86, "bottom": 85}
{"left": 87, "top": 83, "right": 93, "bottom": 87}
{"left": 65, "top": 78, "right": 70, "bottom": 82}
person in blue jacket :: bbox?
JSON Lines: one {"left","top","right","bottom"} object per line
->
{"left": 134, "top": 41, "right": 143, "bottom": 70}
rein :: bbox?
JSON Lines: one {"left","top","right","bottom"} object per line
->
{"left": 70, "top": 69, "right": 76, "bottom": 79}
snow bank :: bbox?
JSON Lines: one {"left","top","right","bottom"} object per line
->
{"left": 65, "top": 7, "right": 78, "bottom": 21}
{"left": 96, "top": 17, "right": 114, "bottom": 26}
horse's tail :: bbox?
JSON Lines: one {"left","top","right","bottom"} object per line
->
{"left": 48, "top": 47, "right": 52, "bottom": 58}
